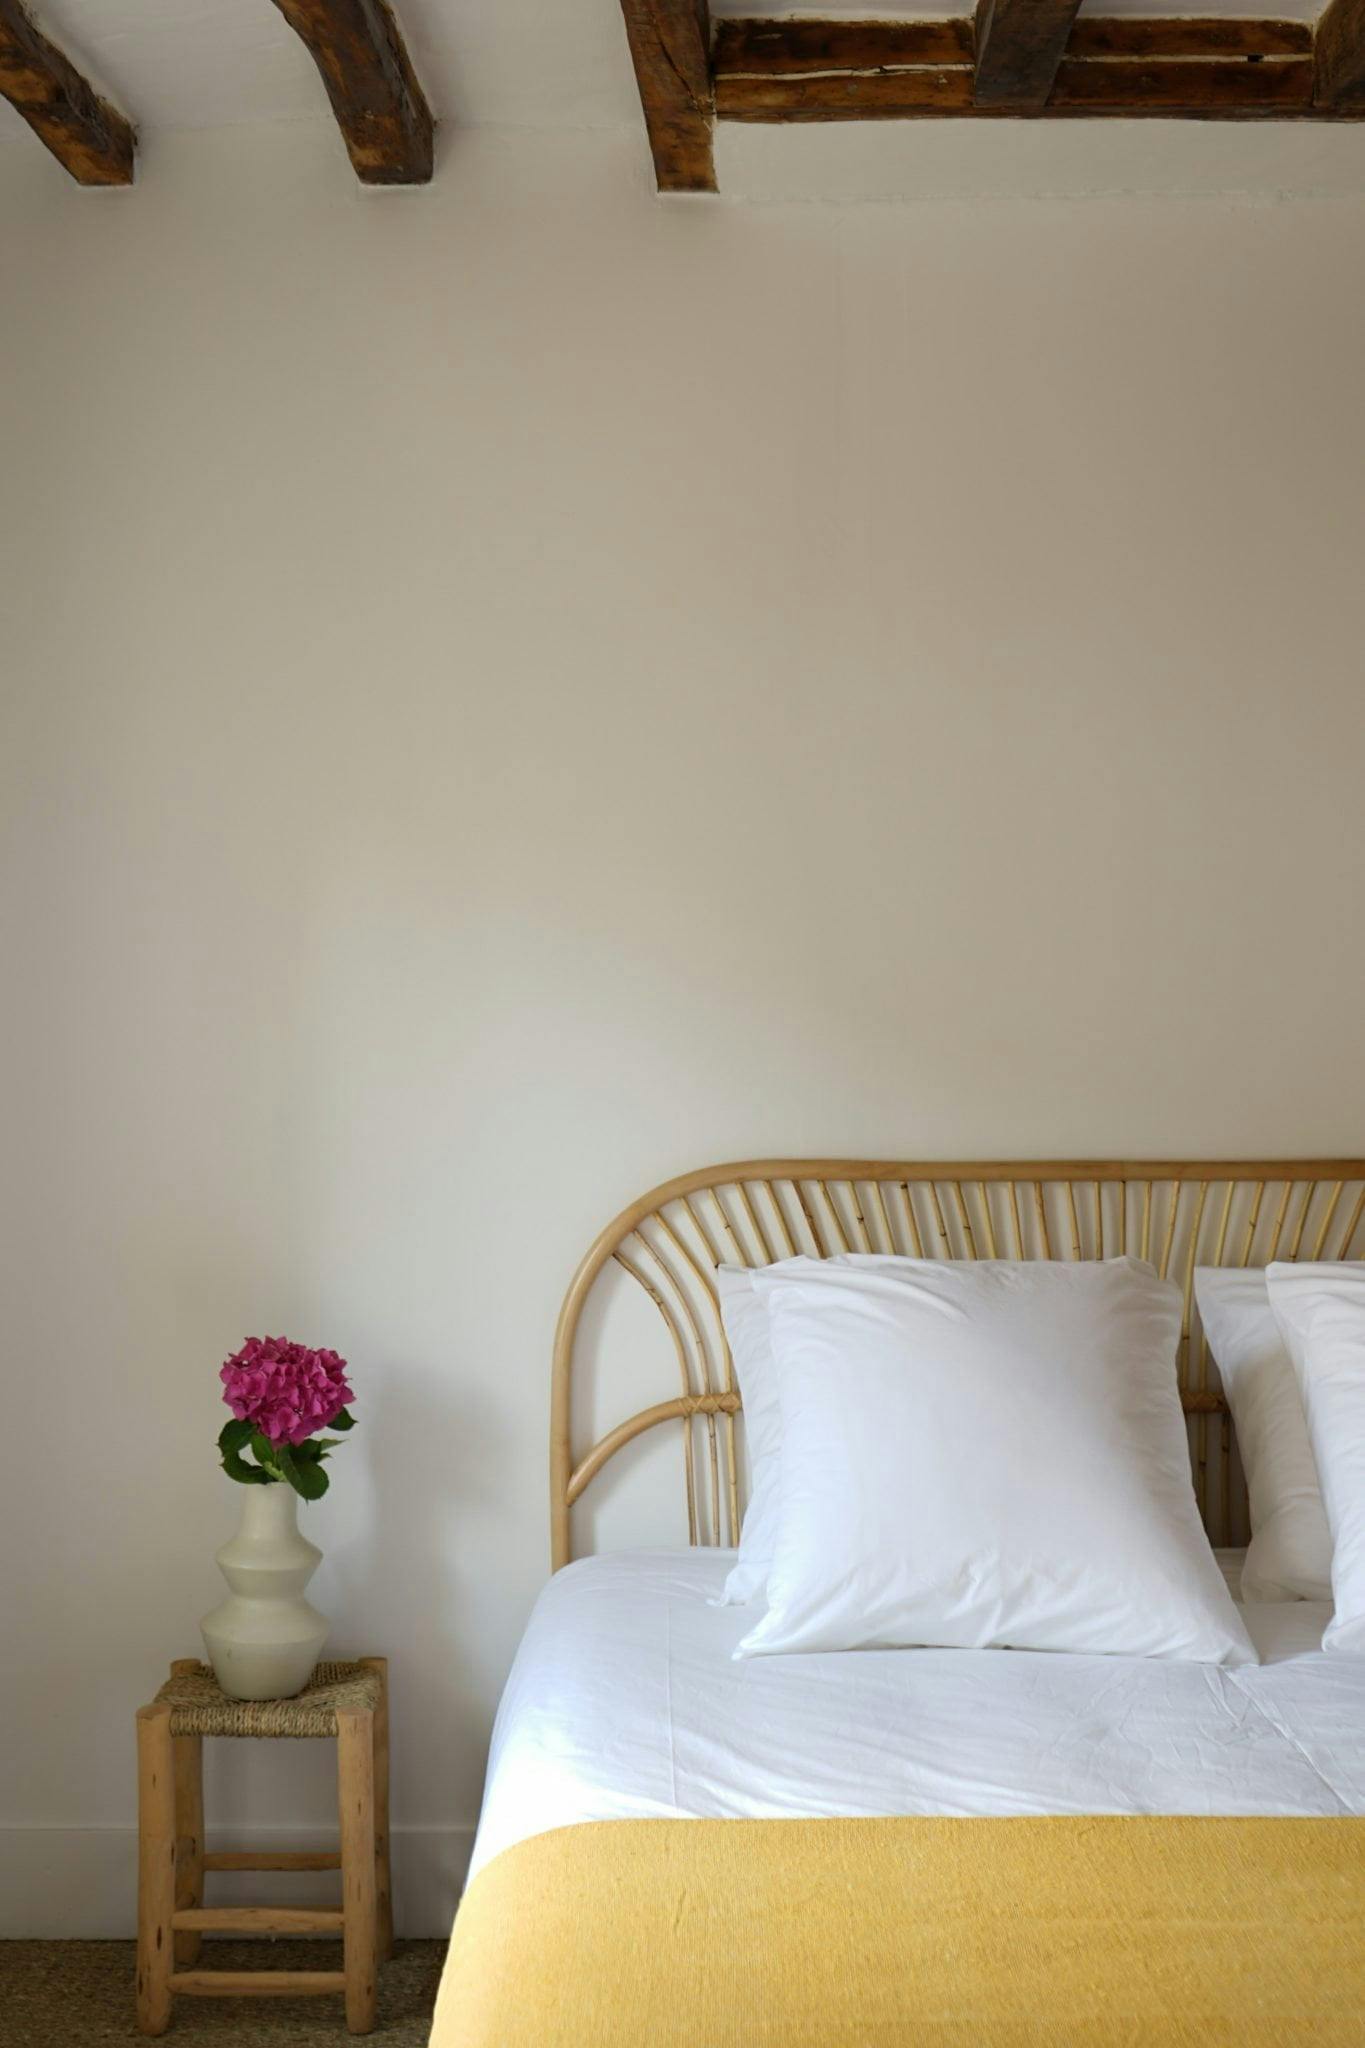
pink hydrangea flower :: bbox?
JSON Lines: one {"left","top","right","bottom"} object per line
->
{"left": 220, "top": 1336, "right": 354, "bottom": 1447}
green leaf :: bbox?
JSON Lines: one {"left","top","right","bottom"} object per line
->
{"left": 277, "top": 1443, "right": 329, "bottom": 1502}
{"left": 221, "top": 1443, "right": 270, "bottom": 1485}
{"left": 249, "top": 1431, "right": 283, "bottom": 1479}
{"left": 297, "top": 1459, "right": 329, "bottom": 1500}
{"left": 296, "top": 1436, "right": 342, "bottom": 1458}
{"left": 218, "top": 1417, "right": 253, "bottom": 1455}
{"left": 328, "top": 1408, "right": 356, "bottom": 1432}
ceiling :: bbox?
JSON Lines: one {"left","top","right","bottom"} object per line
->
{"left": 0, "top": 0, "right": 1326, "bottom": 148}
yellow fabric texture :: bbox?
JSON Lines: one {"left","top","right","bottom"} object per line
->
{"left": 430, "top": 1815, "right": 1365, "bottom": 2047}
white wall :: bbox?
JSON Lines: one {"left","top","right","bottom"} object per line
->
{"left": 3, "top": 118, "right": 1365, "bottom": 1935}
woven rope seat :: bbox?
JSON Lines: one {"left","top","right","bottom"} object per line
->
{"left": 154, "top": 1660, "right": 382, "bottom": 1738}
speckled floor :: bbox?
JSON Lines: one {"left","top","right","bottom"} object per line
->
{"left": 0, "top": 1941, "right": 446, "bottom": 2047}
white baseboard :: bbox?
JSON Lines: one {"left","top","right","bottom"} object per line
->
{"left": 0, "top": 1823, "right": 473, "bottom": 1938}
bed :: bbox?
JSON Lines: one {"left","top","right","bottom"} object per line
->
{"left": 432, "top": 1159, "right": 1365, "bottom": 2046}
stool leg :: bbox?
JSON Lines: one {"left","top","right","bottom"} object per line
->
{"left": 338, "top": 1707, "right": 378, "bottom": 2034}
{"left": 361, "top": 1658, "right": 394, "bottom": 1959}
{"left": 168, "top": 1658, "right": 203, "bottom": 1969}
{"left": 172, "top": 1734, "right": 203, "bottom": 1966}
{"left": 136, "top": 1703, "right": 176, "bottom": 2036}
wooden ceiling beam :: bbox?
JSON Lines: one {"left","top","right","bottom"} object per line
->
{"left": 618, "top": 0, "right": 715, "bottom": 192}
{"left": 269, "top": 0, "right": 432, "bottom": 184}
{"left": 0, "top": 0, "right": 134, "bottom": 184}
{"left": 713, "top": 19, "right": 973, "bottom": 72}
{"left": 1315, "top": 0, "right": 1365, "bottom": 102}
{"left": 717, "top": 61, "right": 1323, "bottom": 121}
{"left": 1071, "top": 15, "right": 1310, "bottom": 56}
{"left": 712, "top": 17, "right": 1352, "bottom": 123}
{"left": 712, "top": 18, "right": 1314, "bottom": 72}
{"left": 973, "top": 0, "right": 1085, "bottom": 106}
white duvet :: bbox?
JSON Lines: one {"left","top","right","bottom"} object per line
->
{"left": 469, "top": 1548, "right": 1365, "bottom": 1881}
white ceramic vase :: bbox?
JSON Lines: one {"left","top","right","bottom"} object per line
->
{"left": 201, "top": 1482, "right": 328, "bottom": 1701}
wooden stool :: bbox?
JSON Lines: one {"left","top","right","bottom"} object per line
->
{"left": 135, "top": 1656, "right": 393, "bottom": 2036}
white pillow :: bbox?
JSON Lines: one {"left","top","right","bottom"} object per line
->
{"left": 1267, "top": 1262, "right": 1365, "bottom": 1655}
{"left": 715, "top": 1264, "right": 786, "bottom": 1605}
{"left": 735, "top": 1258, "right": 1255, "bottom": 1665}
{"left": 715, "top": 1253, "right": 917, "bottom": 1605}
{"left": 1193, "top": 1268, "right": 1332, "bottom": 1603}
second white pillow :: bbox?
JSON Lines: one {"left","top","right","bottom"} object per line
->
{"left": 1193, "top": 1267, "right": 1331, "bottom": 1603}
{"left": 735, "top": 1257, "right": 1254, "bottom": 1666}
{"left": 1267, "top": 1261, "right": 1365, "bottom": 1656}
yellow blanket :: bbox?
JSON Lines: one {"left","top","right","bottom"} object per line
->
{"left": 430, "top": 1815, "right": 1365, "bottom": 2046}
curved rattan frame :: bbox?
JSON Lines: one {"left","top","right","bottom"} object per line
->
{"left": 550, "top": 1157, "right": 1365, "bottom": 1569}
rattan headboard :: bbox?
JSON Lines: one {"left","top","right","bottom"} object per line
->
{"left": 551, "top": 1159, "right": 1365, "bottom": 1568}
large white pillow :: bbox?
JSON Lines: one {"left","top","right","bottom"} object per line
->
{"left": 715, "top": 1253, "right": 918, "bottom": 1605}
{"left": 715, "top": 1263, "right": 787, "bottom": 1605}
{"left": 735, "top": 1258, "right": 1255, "bottom": 1665}
{"left": 1267, "top": 1262, "right": 1365, "bottom": 1655}
{"left": 1193, "top": 1268, "right": 1332, "bottom": 1603}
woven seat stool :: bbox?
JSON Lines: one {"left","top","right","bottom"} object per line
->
{"left": 135, "top": 1656, "right": 392, "bottom": 2036}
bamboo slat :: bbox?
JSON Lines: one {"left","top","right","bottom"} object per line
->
{"left": 1313, "top": 1181, "right": 1345, "bottom": 1259}
{"left": 952, "top": 1181, "right": 978, "bottom": 1259}
{"left": 1007, "top": 1181, "right": 1024, "bottom": 1257}
{"left": 869, "top": 1179, "right": 895, "bottom": 1255}
{"left": 763, "top": 1180, "right": 798, "bottom": 1257}
{"left": 706, "top": 1188, "right": 746, "bottom": 1264}
{"left": 793, "top": 1180, "right": 824, "bottom": 1255}
{"left": 978, "top": 1182, "right": 998, "bottom": 1259}
{"left": 613, "top": 1241, "right": 698, "bottom": 1543}
{"left": 1182, "top": 1183, "right": 1209, "bottom": 1497}
{"left": 1338, "top": 1185, "right": 1365, "bottom": 1260}
{"left": 648, "top": 1211, "right": 726, "bottom": 1542}
{"left": 845, "top": 1182, "right": 874, "bottom": 1253}
{"left": 1158, "top": 1182, "right": 1180, "bottom": 1279}
{"left": 1033, "top": 1182, "right": 1052, "bottom": 1258}
{"left": 899, "top": 1182, "right": 925, "bottom": 1256}
{"left": 1268, "top": 1179, "right": 1294, "bottom": 1260}
{"left": 1287, "top": 1181, "right": 1315, "bottom": 1260}
{"left": 680, "top": 1193, "right": 723, "bottom": 1266}
{"left": 817, "top": 1181, "right": 852, "bottom": 1253}
{"left": 734, "top": 1181, "right": 775, "bottom": 1263}
{"left": 928, "top": 1183, "right": 953, "bottom": 1258}
{"left": 1242, "top": 1181, "right": 1268, "bottom": 1264}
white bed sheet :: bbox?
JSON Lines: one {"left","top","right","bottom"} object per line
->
{"left": 469, "top": 1548, "right": 1365, "bottom": 1880}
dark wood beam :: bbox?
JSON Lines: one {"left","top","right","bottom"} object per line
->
{"left": 717, "top": 60, "right": 1323, "bottom": 121}
{"left": 619, "top": 0, "right": 715, "bottom": 192}
{"left": 1053, "top": 57, "right": 1316, "bottom": 112}
{"left": 973, "top": 0, "right": 1085, "bottom": 106}
{"left": 0, "top": 0, "right": 134, "bottom": 184}
{"left": 1315, "top": 0, "right": 1365, "bottom": 102}
{"left": 712, "top": 18, "right": 1349, "bottom": 123}
{"left": 269, "top": 0, "right": 433, "bottom": 184}
{"left": 713, "top": 18, "right": 1313, "bottom": 72}
{"left": 713, "top": 19, "right": 973, "bottom": 72}
{"left": 1071, "top": 15, "right": 1310, "bottom": 56}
